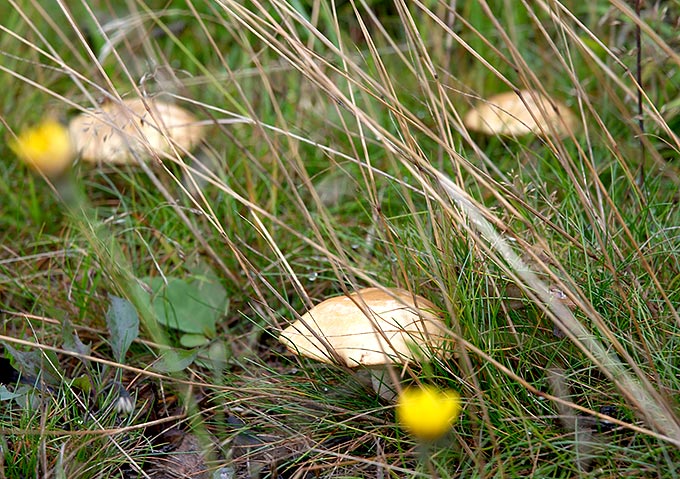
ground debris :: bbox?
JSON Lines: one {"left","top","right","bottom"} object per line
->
{"left": 147, "top": 429, "right": 209, "bottom": 479}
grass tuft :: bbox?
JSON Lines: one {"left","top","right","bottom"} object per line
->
{"left": 1, "top": 0, "right": 679, "bottom": 477}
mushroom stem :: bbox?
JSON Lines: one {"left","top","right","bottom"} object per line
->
{"left": 369, "top": 367, "right": 399, "bottom": 402}
{"left": 354, "top": 367, "right": 400, "bottom": 402}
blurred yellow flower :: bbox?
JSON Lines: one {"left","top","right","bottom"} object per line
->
{"left": 396, "top": 385, "right": 461, "bottom": 441}
{"left": 10, "top": 120, "right": 73, "bottom": 176}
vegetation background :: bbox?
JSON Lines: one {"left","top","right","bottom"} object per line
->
{"left": 1, "top": 0, "right": 679, "bottom": 477}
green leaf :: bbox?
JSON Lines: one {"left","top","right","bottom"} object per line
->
{"left": 2, "top": 343, "right": 61, "bottom": 386}
{"left": 70, "top": 374, "right": 92, "bottom": 394}
{"left": 143, "top": 276, "right": 227, "bottom": 336}
{"left": 180, "top": 334, "right": 210, "bottom": 348}
{"left": 0, "top": 385, "right": 23, "bottom": 401}
{"left": 61, "top": 319, "right": 91, "bottom": 357}
{"left": 105, "top": 295, "right": 140, "bottom": 363}
{"left": 152, "top": 349, "right": 197, "bottom": 373}
{"left": 206, "top": 340, "right": 230, "bottom": 372}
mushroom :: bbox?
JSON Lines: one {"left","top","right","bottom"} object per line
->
{"left": 463, "top": 89, "right": 577, "bottom": 138}
{"left": 68, "top": 98, "right": 205, "bottom": 165}
{"left": 279, "top": 287, "right": 449, "bottom": 400}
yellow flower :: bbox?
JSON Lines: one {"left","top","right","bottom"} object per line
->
{"left": 10, "top": 120, "right": 73, "bottom": 176}
{"left": 396, "top": 385, "right": 461, "bottom": 441}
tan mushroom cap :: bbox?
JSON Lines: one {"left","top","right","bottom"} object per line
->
{"left": 279, "top": 287, "right": 449, "bottom": 367}
{"left": 69, "top": 98, "right": 205, "bottom": 165}
{"left": 463, "top": 90, "right": 577, "bottom": 138}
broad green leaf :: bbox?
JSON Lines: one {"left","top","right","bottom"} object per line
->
{"left": 70, "top": 374, "right": 92, "bottom": 394}
{"left": 143, "top": 276, "right": 227, "bottom": 336}
{"left": 194, "top": 340, "right": 231, "bottom": 372}
{"left": 207, "top": 340, "right": 230, "bottom": 372}
{"left": 2, "top": 343, "right": 61, "bottom": 386}
{"left": 152, "top": 349, "right": 197, "bottom": 373}
{"left": 0, "top": 385, "right": 23, "bottom": 401}
{"left": 106, "top": 295, "right": 140, "bottom": 363}
{"left": 61, "top": 319, "right": 91, "bottom": 357}
{"left": 180, "top": 334, "right": 210, "bottom": 348}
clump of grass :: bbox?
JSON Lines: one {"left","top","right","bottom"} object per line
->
{"left": 1, "top": 0, "right": 679, "bottom": 477}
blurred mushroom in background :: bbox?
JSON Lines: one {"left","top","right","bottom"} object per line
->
{"left": 464, "top": 89, "right": 577, "bottom": 138}
{"left": 69, "top": 97, "right": 205, "bottom": 166}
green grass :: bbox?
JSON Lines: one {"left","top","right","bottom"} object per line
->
{"left": 1, "top": 0, "right": 680, "bottom": 477}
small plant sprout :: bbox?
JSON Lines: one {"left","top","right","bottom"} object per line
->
{"left": 279, "top": 287, "right": 449, "bottom": 401}
{"left": 396, "top": 385, "right": 462, "bottom": 441}
{"left": 463, "top": 89, "right": 577, "bottom": 138}
{"left": 10, "top": 119, "right": 74, "bottom": 176}
{"left": 68, "top": 98, "right": 205, "bottom": 165}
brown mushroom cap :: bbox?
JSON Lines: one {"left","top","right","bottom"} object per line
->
{"left": 463, "top": 90, "right": 577, "bottom": 138}
{"left": 69, "top": 98, "right": 205, "bottom": 165}
{"left": 279, "top": 287, "right": 448, "bottom": 367}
